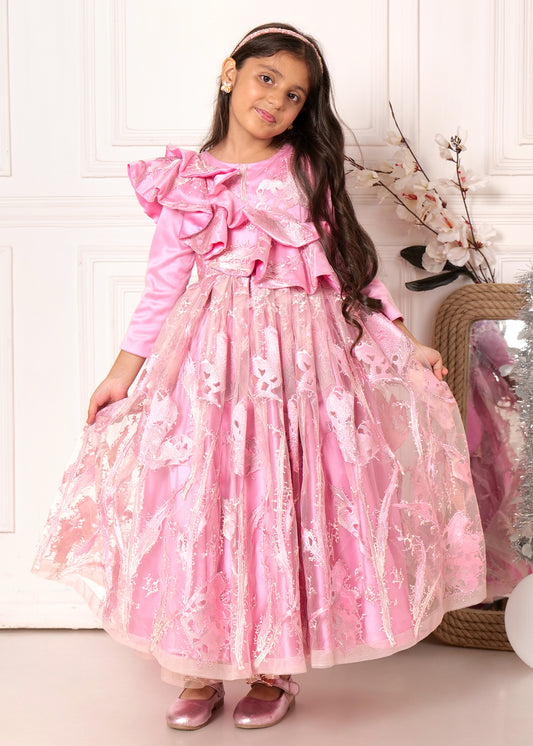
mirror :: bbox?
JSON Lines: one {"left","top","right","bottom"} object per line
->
{"left": 433, "top": 284, "right": 529, "bottom": 604}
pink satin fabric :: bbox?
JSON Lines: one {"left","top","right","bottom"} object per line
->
{"left": 121, "top": 145, "right": 402, "bottom": 358}
{"left": 33, "top": 145, "right": 486, "bottom": 685}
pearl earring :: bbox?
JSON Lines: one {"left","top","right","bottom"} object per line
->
{"left": 220, "top": 81, "right": 232, "bottom": 94}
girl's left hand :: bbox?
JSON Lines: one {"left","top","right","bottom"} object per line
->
{"left": 392, "top": 320, "right": 448, "bottom": 380}
{"left": 413, "top": 343, "right": 448, "bottom": 381}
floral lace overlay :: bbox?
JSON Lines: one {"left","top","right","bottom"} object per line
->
{"left": 33, "top": 146, "right": 486, "bottom": 684}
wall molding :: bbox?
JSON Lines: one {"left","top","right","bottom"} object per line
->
{"left": 387, "top": 0, "right": 420, "bottom": 149}
{"left": 2, "top": 193, "right": 533, "bottom": 227}
{"left": 81, "top": 0, "right": 420, "bottom": 176}
{"left": 494, "top": 246, "right": 533, "bottom": 282}
{"left": 0, "top": 196, "right": 147, "bottom": 226}
{"left": 350, "top": 191, "right": 533, "bottom": 224}
{"left": 375, "top": 242, "right": 415, "bottom": 324}
{"left": 81, "top": 0, "right": 207, "bottom": 176}
{"left": 490, "top": 0, "right": 533, "bottom": 173}
{"left": 521, "top": 0, "right": 533, "bottom": 143}
{"left": 78, "top": 246, "right": 147, "bottom": 407}
{"left": 0, "top": 247, "right": 14, "bottom": 532}
{"left": 0, "top": 602, "right": 101, "bottom": 629}
{"left": 0, "top": 0, "right": 12, "bottom": 177}
{"left": 111, "top": 0, "right": 200, "bottom": 146}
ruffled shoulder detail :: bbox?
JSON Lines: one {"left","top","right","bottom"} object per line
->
{"left": 127, "top": 146, "right": 239, "bottom": 227}
{"left": 128, "top": 145, "right": 339, "bottom": 293}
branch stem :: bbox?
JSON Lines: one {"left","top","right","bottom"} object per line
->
{"left": 389, "top": 102, "right": 432, "bottom": 183}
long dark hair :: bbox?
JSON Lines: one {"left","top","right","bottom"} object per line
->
{"left": 201, "top": 22, "right": 382, "bottom": 340}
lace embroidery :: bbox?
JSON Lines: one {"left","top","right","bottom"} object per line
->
{"left": 32, "top": 151, "right": 486, "bottom": 684}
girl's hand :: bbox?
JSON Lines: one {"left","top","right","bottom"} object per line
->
{"left": 392, "top": 320, "right": 448, "bottom": 381}
{"left": 86, "top": 350, "right": 146, "bottom": 425}
{"left": 87, "top": 377, "right": 130, "bottom": 425}
{"left": 412, "top": 343, "right": 448, "bottom": 381}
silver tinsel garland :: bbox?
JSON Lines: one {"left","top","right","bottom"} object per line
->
{"left": 512, "top": 268, "right": 533, "bottom": 562}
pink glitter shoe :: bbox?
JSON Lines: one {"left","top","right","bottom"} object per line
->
{"left": 166, "top": 682, "right": 224, "bottom": 730}
{"left": 233, "top": 675, "right": 300, "bottom": 729}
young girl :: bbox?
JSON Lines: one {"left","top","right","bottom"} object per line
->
{"left": 33, "top": 23, "right": 486, "bottom": 731}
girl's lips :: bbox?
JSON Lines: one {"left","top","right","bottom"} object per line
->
{"left": 255, "top": 107, "right": 276, "bottom": 124}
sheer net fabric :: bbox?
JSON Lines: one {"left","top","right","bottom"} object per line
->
{"left": 33, "top": 146, "right": 486, "bottom": 683}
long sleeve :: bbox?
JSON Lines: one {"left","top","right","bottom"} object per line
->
{"left": 121, "top": 207, "right": 195, "bottom": 358}
{"left": 362, "top": 277, "right": 403, "bottom": 321}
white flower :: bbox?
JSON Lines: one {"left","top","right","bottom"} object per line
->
{"left": 394, "top": 147, "right": 418, "bottom": 175}
{"left": 445, "top": 242, "right": 470, "bottom": 266}
{"left": 432, "top": 177, "right": 460, "bottom": 191}
{"left": 381, "top": 161, "right": 406, "bottom": 179}
{"left": 469, "top": 245, "right": 495, "bottom": 269}
{"left": 425, "top": 239, "right": 449, "bottom": 261}
{"left": 422, "top": 240, "right": 448, "bottom": 272}
{"left": 382, "top": 147, "right": 418, "bottom": 178}
{"left": 390, "top": 171, "right": 429, "bottom": 201}
{"left": 474, "top": 223, "right": 497, "bottom": 247}
{"left": 422, "top": 255, "right": 447, "bottom": 273}
{"left": 417, "top": 191, "right": 444, "bottom": 224}
{"left": 354, "top": 169, "right": 381, "bottom": 187}
{"left": 385, "top": 130, "right": 403, "bottom": 146}
{"left": 457, "top": 169, "right": 488, "bottom": 192}
{"left": 395, "top": 204, "right": 419, "bottom": 222}
{"left": 423, "top": 205, "right": 456, "bottom": 232}
{"left": 450, "top": 127, "right": 468, "bottom": 152}
{"left": 435, "top": 133, "right": 450, "bottom": 148}
{"left": 439, "top": 148, "right": 455, "bottom": 161}
{"left": 423, "top": 234, "right": 470, "bottom": 270}
{"left": 456, "top": 126, "right": 468, "bottom": 142}
{"left": 437, "top": 221, "right": 470, "bottom": 248}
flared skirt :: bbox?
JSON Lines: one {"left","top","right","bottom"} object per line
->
{"left": 33, "top": 275, "right": 486, "bottom": 682}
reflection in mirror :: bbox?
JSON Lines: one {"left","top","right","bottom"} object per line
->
{"left": 433, "top": 283, "right": 531, "bottom": 608}
{"left": 466, "top": 319, "right": 529, "bottom": 601}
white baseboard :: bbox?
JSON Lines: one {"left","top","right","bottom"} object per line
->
{"left": 0, "top": 603, "right": 102, "bottom": 629}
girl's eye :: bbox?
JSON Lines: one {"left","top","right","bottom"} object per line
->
{"left": 288, "top": 92, "right": 299, "bottom": 103}
{"left": 260, "top": 74, "right": 272, "bottom": 84}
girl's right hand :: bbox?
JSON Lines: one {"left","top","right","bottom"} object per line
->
{"left": 86, "top": 350, "right": 146, "bottom": 425}
{"left": 87, "top": 378, "right": 130, "bottom": 425}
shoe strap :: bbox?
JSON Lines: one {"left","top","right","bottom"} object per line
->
{"left": 207, "top": 681, "right": 225, "bottom": 697}
{"left": 248, "top": 675, "right": 300, "bottom": 696}
{"left": 180, "top": 681, "right": 224, "bottom": 698}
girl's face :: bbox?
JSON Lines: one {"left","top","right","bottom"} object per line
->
{"left": 223, "top": 52, "right": 310, "bottom": 147}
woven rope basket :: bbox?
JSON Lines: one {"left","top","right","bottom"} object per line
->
{"left": 431, "top": 284, "right": 524, "bottom": 651}
{"left": 432, "top": 604, "right": 512, "bottom": 651}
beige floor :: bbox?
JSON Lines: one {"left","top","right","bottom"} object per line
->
{"left": 2, "top": 629, "right": 533, "bottom": 746}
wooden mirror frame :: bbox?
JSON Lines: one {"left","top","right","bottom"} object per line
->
{"left": 433, "top": 283, "right": 524, "bottom": 421}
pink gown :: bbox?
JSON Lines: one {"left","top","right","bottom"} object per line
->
{"left": 33, "top": 144, "right": 486, "bottom": 684}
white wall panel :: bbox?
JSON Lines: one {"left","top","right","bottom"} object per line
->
{"left": 81, "top": 0, "right": 419, "bottom": 175}
{"left": 524, "top": 1, "right": 533, "bottom": 142}
{"left": 78, "top": 246, "right": 147, "bottom": 404}
{"left": 0, "top": 247, "right": 14, "bottom": 532}
{"left": 495, "top": 247, "right": 533, "bottom": 283}
{"left": 3, "top": 0, "right": 533, "bottom": 628}
{"left": 0, "top": 197, "right": 143, "bottom": 227}
{"left": 490, "top": 0, "right": 533, "bottom": 173}
{"left": 0, "top": 0, "right": 11, "bottom": 176}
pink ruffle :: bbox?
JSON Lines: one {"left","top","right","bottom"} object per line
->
{"left": 127, "top": 145, "right": 238, "bottom": 231}
{"left": 128, "top": 146, "right": 338, "bottom": 293}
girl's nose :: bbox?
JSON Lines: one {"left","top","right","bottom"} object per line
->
{"left": 267, "top": 90, "right": 283, "bottom": 109}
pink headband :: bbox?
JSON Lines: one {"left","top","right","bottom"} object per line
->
{"left": 231, "top": 27, "right": 324, "bottom": 74}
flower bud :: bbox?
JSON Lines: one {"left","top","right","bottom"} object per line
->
{"left": 435, "top": 133, "right": 450, "bottom": 148}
